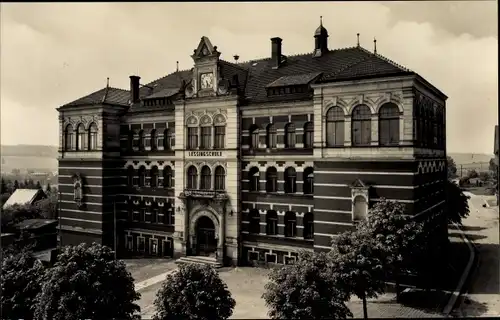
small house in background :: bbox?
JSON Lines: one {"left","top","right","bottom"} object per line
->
{"left": 2, "top": 188, "right": 47, "bottom": 210}
{"left": 13, "top": 219, "right": 59, "bottom": 264}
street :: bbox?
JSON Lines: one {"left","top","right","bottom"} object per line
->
{"left": 454, "top": 192, "right": 500, "bottom": 317}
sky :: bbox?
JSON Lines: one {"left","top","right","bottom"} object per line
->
{"left": 0, "top": 1, "right": 497, "bottom": 154}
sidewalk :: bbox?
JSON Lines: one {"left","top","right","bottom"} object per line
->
{"left": 452, "top": 193, "right": 500, "bottom": 317}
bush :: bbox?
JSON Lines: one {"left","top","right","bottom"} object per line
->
{"left": 153, "top": 264, "right": 235, "bottom": 320}
{"left": 262, "top": 250, "right": 352, "bottom": 319}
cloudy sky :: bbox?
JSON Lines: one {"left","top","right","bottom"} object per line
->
{"left": 0, "top": 2, "right": 497, "bottom": 154}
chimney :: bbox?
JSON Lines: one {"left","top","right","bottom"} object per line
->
{"left": 129, "top": 75, "right": 140, "bottom": 104}
{"left": 271, "top": 37, "right": 282, "bottom": 69}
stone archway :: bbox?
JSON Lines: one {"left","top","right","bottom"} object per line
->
{"left": 189, "top": 208, "right": 221, "bottom": 257}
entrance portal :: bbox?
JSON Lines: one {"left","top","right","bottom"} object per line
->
{"left": 195, "top": 216, "right": 217, "bottom": 256}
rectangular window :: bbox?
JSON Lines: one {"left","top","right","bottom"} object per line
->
{"left": 150, "top": 238, "right": 158, "bottom": 255}
{"left": 214, "top": 126, "right": 225, "bottom": 149}
{"left": 133, "top": 210, "right": 140, "bottom": 221}
{"left": 157, "top": 135, "right": 164, "bottom": 150}
{"left": 265, "top": 253, "right": 277, "bottom": 264}
{"left": 200, "top": 127, "right": 211, "bottom": 149}
{"left": 187, "top": 127, "right": 198, "bottom": 150}
{"left": 138, "top": 237, "right": 145, "bottom": 253}
{"left": 126, "top": 235, "right": 133, "bottom": 251}
{"left": 140, "top": 208, "right": 146, "bottom": 222}
{"left": 248, "top": 251, "right": 259, "bottom": 261}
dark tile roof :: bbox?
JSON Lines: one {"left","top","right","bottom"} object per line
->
{"left": 239, "top": 46, "right": 413, "bottom": 103}
{"left": 61, "top": 87, "right": 130, "bottom": 108}
{"left": 14, "top": 219, "right": 58, "bottom": 230}
{"left": 62, "top": 45, "right": 416, "bottom": 109}
{"left": 266, "top": 72, "right": 322, "bottom": 88}
{"left": 144, "top": 88, "right": 181, "bottom": 99}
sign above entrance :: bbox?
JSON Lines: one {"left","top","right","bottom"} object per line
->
{"left": 187, "top": 151, "right": 224, "bottom": 157}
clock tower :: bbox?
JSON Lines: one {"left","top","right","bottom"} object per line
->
{"left": 190, "top": 36, "right": 221, "bottom": 98}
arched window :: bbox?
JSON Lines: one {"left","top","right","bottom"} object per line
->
{"left": 353, "top": 196, "right": 368, "bottom": 221}
{"left": 284, "top": 211, "right": 297, "bottom": 237}
{"left": 351, "top": 105, "right": 372, "bottom": 146}
{"left": 88, "top": 123, "right": 98, "bottom": 150}
{"left": 250, "top": 125, "right": 259, "bottom": 149}
{"left": 266, "top": 124, "right": 277, "bottom": 148}
{"left": 214, "top": 166, "right": 225, "bottom": 190}
{"left": 284, "top": 167, "right": 296, "bottom": 194}
{"left": 150, "top": 166, "right": 159, "bottom": 188}
{"left": 266, "top": 167, "right": 278, "bottom": 193}
{"left": 303, "top": 212, "right": 314, "bottom": 239}
{"left": 138, "top": 166, "right": 146, "bottom": 187}
{"left": 249, "top": 167, "right": 260, "bottom": 192}
{"left": 326, "top": 107, "right": 344, "bottom": 147}
{"left": 150, "top": 129, "right": 157, "bottom": 150}
{"left": 200, "top": 166, "right": 212, "bottom": 190}
{"left": 284, "top": 123, "right": 296, "bottom": 148}
{"left": 163, "top": 166, "right": 172, "bottom": 188}
{"left": 187, "top": 127, "right": 198, "bottom": 150}
{"left": 187, "top": 166, "right": 198, "bottom": 189}
{"left": 266, "top": 210, "right": 278, "bottom": 235}
{"left": 303, "top": 167, "right": 314, "bottom": 195}
{"left": 200, "top": 125, "right": 212, "bottom": 150}
{"left": 379, "top": 103, "right": 400, "bottom": 146}
{"left": 303, "top": 122, "right": 314, "bottom": 148}
{"left": 76, "top": 124, "right": 86, "bottom": 151}
{"left": 127, "top": 166, "right": 134, "bottom": 187}
{"left": 64, "top": 124, "right": 74, "bottom": 150}
{"left": 138, "top": 130, "right": 145, "bottom": 150}
{"left": 249, "top": 209, "right": 261, "bottom": 234}
{"left": 214, "top": 125, "right": 225, "bottom": 149}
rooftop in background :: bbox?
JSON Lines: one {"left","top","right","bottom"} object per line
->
{"left": 14, "top": 219, "right": 58, "bottom": 230}
{"left": 2, "top": 188, "right": 47, "bottom": 210}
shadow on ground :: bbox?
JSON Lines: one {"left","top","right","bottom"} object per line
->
{"left": 452, "top": 297, "right": 490, "bottom": 317}
{"left": 448, "top": 232, "right": 489, "bottom": 241}
{"left": 448, "top": 224, "right": 486, "bottom": 232}
{"left": 398, "top": 289, "right": 449, "bottom": 313}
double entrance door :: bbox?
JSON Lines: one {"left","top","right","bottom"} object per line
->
{"left": 195, "top": 216, "right": 217, "bottom": 256}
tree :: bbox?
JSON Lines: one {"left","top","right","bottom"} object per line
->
{"left": 153, "top": 263, "right": 235, "bottom": 320}
{"left": 35, "top": 194, "right": 59, "bottom": 220}
{"left": 357, "top": 199, "right": 424, "bottom": 302}
{"left": 447, "top": 180, "right": 470, "bottom": 225}
{"left": 34, "top": 243, "right": 140, "bottom": 320}
{"left": 46, "top": 182, "right": 52, "bottom": 194}
{"left": 262, "top": 250, "right": 352, "bottom": 320}
{"left": 1, "top": 247, "right": 46, "bottom": 320}
{"left": 13, "top": 180, "right": 19, "bottom": 190}
{"left": 447, "top": 156, "right": 458, "bottom": 179}
{"left": 331, "top": 230, "right": 385, "bottom": 319}
{"left": 1, "top": 178, "right": 7, "bottom": 194}
{"left": 468, "top": 169, "right": 479, "bottom": 179}
{"left": 35, "top": 181, "right": 42, "bottom": 189}
{"left": 479, "top": 171, "right": 491, "bottom": 182}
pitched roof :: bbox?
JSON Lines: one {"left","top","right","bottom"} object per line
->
{"left": 14, "top": 219, "right": 58, "bottom": 230}
{"left": 238, "top": 46, "right": 413, "bottom": 103}
{"left": 2, "top": 189, "right": 45, "bottom": 209}
{"left": 62, "top": 43, "right": 425, "bottom": 109}
{"left": 60, "top": 86, "right": 130, "bottom": 108}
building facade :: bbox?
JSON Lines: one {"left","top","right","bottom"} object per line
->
{"left": 57, "top": 22, "right": 448, "bottom": 266}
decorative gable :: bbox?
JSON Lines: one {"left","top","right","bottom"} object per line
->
{"left": 351, "top": 179, "right": 368, "bottom": 189}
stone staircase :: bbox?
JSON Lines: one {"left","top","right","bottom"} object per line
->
{"left": 175, "top": 255, "right": 223, "bottom": 268}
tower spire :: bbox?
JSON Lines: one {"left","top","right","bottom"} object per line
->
{"left": 176, "top": 61, "right": 179, "bottom": 72}
{"left": 320, "top": 15, "right": 323, "bottom": 26}
{"left": 374, "top": 37, "right": 377, "bottom": 54}
{"left": 106, "top": 77, "right": 110, "bottom": 88}
{"left": 357, "top": 33, "right": 360, "bottom": 47}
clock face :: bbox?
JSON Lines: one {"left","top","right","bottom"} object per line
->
{"left": 200, "top": 73, "right": 214, "bottom": 89}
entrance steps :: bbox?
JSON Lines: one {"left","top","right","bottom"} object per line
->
{"left": 175, "top": 255, "right": 223, "bottom": 269}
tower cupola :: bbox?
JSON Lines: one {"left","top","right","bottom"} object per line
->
{"left": 313, "top": 16, "right": 329, "bottom": 58}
